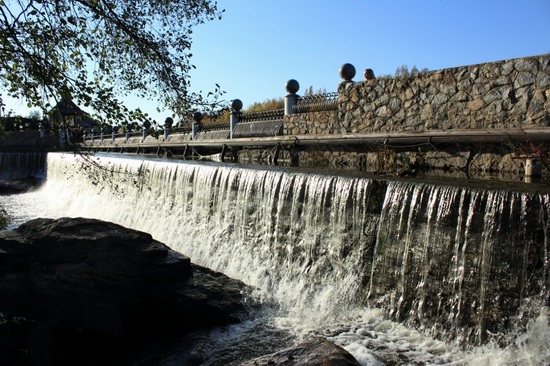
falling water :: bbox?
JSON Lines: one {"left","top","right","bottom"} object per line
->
{"left": 0, "top": 152, "right": 46, "bottom": 180}
{"left": 2, "top": 152, "right": 549, "bottom": 365}
{"left": 368, "top": 182, "right": 549, "bottom": 345}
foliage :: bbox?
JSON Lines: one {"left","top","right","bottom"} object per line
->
{"left": 0, "top": 0, "right": 225, "bottom": 127}
{"left": 27, "top": 110, "right": 42, "bottom": 120}
{"left": 303, "top": 86, "right": 327, "bottom": 96}
{"left": 394, "top": 65, "right": 429, "bottom": 77}
{"left": 0, "top": 94, "right": 5, "bottom": 117}
{"left": 0, "top": 208, "right": 10, "bottom": 229}
{"left": 245, "top": 98, "right": 284, "bottom": 113}
{"left": 513, "top": 141, "right": 550, "bottom": 170}
{"left": 203, "top": 108, "right": 230, "bottom": 123}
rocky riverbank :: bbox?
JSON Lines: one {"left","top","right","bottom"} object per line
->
{"left": 0, "top": 217, "right": 361, "bottom": 365}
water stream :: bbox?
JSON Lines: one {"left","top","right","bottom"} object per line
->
{"left": 1, "top": 152, "right": 549, "bottom": 365}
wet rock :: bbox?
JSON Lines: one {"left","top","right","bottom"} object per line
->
{"left": 0, "top": 176, "right": 43, "bottom": 194}
{"left": 0, "top": 217, "right": 252, "bottom": 365}
{"left": 240, "top": 338, "right": 361, "bottom": 366}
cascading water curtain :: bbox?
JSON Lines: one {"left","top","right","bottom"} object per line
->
{"left": 43, "top": 153, "right": 549, "bottom": 347}
{"left": 0, "top": 152, "right": 46, "bottom": 180}
{"left": 44, "top": 153, "right": 385, "bottom": 325}
{"left": 368, "top": 181, "right": 549, "bottom": 345}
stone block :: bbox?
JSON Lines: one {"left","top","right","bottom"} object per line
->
{"left": 469, "top": 98, "right": 486, "bottom": 111}
{"left": 514, "top": 71, "right": 535, "bottom": 88}
{"left": 514, "top": 58, "right": 538, "bottom": 72}
{"left": 535, "top": 71, "right": 550, "bottom": 88}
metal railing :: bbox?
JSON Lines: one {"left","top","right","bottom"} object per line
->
{"left": 172, "top": 126, "right": 192, "bottom": 135}
{"left": 199, "top": 121, "right": 230, "bottom": 132}
{"left": 232, "top": 109, "right": 284, "bottom": 138}
{"left": 241, "top": 109, "right": 284, "bottom": 122}
{"left": 293, "top": 92, "right": 338, "bottom": 113}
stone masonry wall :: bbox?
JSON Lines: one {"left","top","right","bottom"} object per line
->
{"left": 338, "top": 54, "right": 550, "bottom": 133}
{"left": 284, "top": 110, "right": 340, "bottom": 135}
{"left": 257, "top": 54, "right": 549, "bottom": 174}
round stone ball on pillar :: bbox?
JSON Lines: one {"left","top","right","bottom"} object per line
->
{"left": 339, "top": 63, "right": 356, "bottom": 82}
{"left": 193, "top": 111, "right": 203, "bottom": 123}
{"left": 192, "top": 112, "right": 202, "bottom": 140}
{"left": 284, "top": 79, "right": 300, "bottom": 116}
{"left": 230, "top": 99, "right": 243, "bottom": 139}
{"left": 286, "top": 79, "right": 300, "bottom": 95}
{"left": 231, "top": 99, "right": 243, "bottom": 112}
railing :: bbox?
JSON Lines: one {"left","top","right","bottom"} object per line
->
{"left": 293, "top": 92, "right": 338, "bottom": 113}
{"left": 241, "top": 109, "right": 284, "bottom": 122}
{"left": 171, "top": 126, "right": 192, "bottom": 135}
{"left": 199, "top": 121, "right": 230, "bottom": 132}
{"left": 233, "top": 109, "right": 284, "bottom": 138}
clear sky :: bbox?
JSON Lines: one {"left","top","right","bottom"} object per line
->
{"left": 2, "top": 0, "right": 549, "bottom": 123}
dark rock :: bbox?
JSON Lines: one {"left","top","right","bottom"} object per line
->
{"left": 0, "top": 217, "right": 253, "bottom": 365}
{"left": 0, "top": 176, "right": 43, "bottom": 195}
{"left": 21, "top": 318, "right": 80, "bottom": 366}
{"left": 240, "top": 338, "right": 361, "bottom": 366}
{"left": 0, "top": 316, "right": 38, "bottom": 365}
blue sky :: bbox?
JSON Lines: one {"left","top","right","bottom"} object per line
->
{"left": 3, "top": 0, "right": 549, "bottom": 122}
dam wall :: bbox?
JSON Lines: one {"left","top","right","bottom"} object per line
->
{"left": 70, "top": 54, "right": 550, "bottom": 176}
{"left": 276, "top": 54, "right": 550, "bottom": 175}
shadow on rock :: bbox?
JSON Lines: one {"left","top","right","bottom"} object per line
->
{"left": 0, "top": 217, "right": 256, "bottom": 365}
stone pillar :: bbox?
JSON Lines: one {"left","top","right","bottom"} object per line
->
{"left": 230, "top": 99, "right": 243, "bottom": 139}
{"left": 164, "top": 117, "right": 173, "bottom": 141}
{"left": 524, "top": 158, "right": 542, "bottom": 179}
{"left": 339, "top": 63, "right": 356, "bottom": 133}
{"left": 192, "top": 112, "right": 203, "bottom": 140}
{"left": 284, "top": 79, "right": 300, "bottom": 116}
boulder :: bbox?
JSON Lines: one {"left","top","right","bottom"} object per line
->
{"left": 0, "top": 176, "right": 43, "bottom": 194}
{"left": 240, "top": 338, "right": 361, "bottom": 366}
{"left": 0, "top": 217, "right": 252, "bottom": 365}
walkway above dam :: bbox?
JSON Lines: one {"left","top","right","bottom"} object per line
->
{"left": 80, "top": 126, "right": 550, "bottom": 157}
{"left": 2, "top": 54, "right": 549, "bottom": 174}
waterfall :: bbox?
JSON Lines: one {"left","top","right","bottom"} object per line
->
{"left": 0, "top": 152, "right": 46, "bottom": 180}
{"left": 7, "top": 152, "right": 549, "bottom": 364}
{"left": 42, "top": 153, "right": 385, "bottom": 324}
{"left": 368, "top": 182, "right": 549, "bottom": 344}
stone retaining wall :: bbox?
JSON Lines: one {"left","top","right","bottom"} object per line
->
{"left": 250, "top": 54, "right": 548, "bottom": 175}
{"left": 284, "top": 110, "right": 340, "bottom": 135}
{"left": 338, "top": 54, "right": 549, "bottom": 133}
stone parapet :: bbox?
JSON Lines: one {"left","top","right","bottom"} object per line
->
{"left": 284, "top": 110, "right": 339, "bottom": 135}
{"left": 338, "top": 54, "right": 550, "bottom": 134}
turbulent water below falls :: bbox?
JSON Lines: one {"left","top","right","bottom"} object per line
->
{"left": 1, "top": 152, "right": 549, "bottom": 365}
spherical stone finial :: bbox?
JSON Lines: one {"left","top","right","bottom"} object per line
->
{"left": 231, "top": 99, "right": 243, "bottom": 112}
{"left": 193, "top": 111, "right": 203, "bottom": 123}
{"left": 286, "top": 79, "right": 300, "bottom": 94}
{"left": 339, "top": 63, "right": 356, "bottom": 81}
